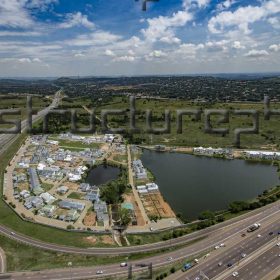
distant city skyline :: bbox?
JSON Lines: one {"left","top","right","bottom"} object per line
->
{"left": 0, "top": 0, "right": 279, "bottom": 77}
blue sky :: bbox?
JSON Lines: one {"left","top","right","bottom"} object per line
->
{"left": 0, "top": 0, "right": 279, "bottom": 77}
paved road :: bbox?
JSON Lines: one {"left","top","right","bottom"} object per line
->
{"left": 177, "top": 213, "right": 280, "bottom": 280}
{"left": 1, "top": 203, "right": 280, "bottom": 279}
{"left": 0, "top": 90, "right": 61, "bottom": 156}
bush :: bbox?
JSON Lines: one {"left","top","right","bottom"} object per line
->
{"left": 170, "top": 267, "right": 176, "bottom": 273}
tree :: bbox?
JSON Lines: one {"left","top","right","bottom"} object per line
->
{"left": 118, "top": 208, "right": 131, "bottom": 227}
{"left": 198, "top": 210, "right": 215, "bottom": 220}
{"left": 228, "top": 201, "right": 249, "bottom": 213}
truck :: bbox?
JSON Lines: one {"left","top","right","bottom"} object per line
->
{"left": 182, "top": 263, "right": 193, "bottom": 272}
{"left": 247, "top": 223, "right": 261, "bottom": 232}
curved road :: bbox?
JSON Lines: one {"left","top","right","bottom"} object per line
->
{"left": 1, "top": 202, "right": 280, "bottom": 279}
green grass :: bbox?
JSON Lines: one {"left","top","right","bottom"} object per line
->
{"left": 67, "top": 192, "right": 83, "bottom": 200}
{"left": 0, "top": 230, "right": 205, "bottom": 272}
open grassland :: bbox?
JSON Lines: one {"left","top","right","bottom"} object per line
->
{"left": 57, "top": 96, "right": 280, "bottom": 149}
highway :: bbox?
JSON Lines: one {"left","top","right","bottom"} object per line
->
{"left": 0, "top": 90, "right": 61, "bottom": 156}
{"left": 173, "top": 212, "right": 280, "bottom": 280}
{"left": 0, "top": 202, "right": 280, "bottom": 279}
{"left": 0, "top": 91, "right": 280, "bottom": 279}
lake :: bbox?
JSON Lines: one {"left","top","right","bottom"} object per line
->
{"left": 85, "top": 165, "right": 120, "bottom": 186}
{"left": 141, "top": 149, "right": 280, "bottom": 220}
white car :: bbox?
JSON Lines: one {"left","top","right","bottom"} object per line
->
{"left": 214, "top": 245, "right": 220, "bottom": 250}
{"left": 220, "top": 243, "right": 225, "bottom": 247}
{"left": 277, "top": 242, "right": 280, "bottom": 247}
{"left": 218, "top": 262, "right": 223, "bottom": 267}
{"left": 232, "top": 271, "right": 239, "bottom": 277}
{"left": 194, "top": 259, "right": 199, "bottom": 264}
{"left": 241, "top": 253, "right": 246, "bottom": 258}
{"left": 257, "top": 234, "right": 262, "bottom": 238}
{"left": 96, "top": 270, "right": 103, "bottom": 274}
{"left": 167, "top": 257, "right": 173, "bottom": 261}
{"left": 10, "top": 231, "right": 15, "bottom": 235}
{"left": 120, "top": 262, "right": 127, "bottom": 267}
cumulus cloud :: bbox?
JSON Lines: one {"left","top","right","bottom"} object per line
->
{"left": 104, "top": 49, "right": 116, "bottom": 57}
{"left": 59, "top": 12, "right": 95, "bottom": 29}
{"left": 232, "top": 41, "right": 245, "bottom": 49}
{"left": 216, "top": 0, "right": 236, "bottom": 11}
{"left": 269, "top": 44, "right": 280, "bottom": 52}
{"left": 141, "top": 10, "right": 193, "bottom": 43}
{"left": 244, "top": 49, "right": 269, "bottom": 58}
{"left": 208, "top": 0, "right": 280, "bottom": 34}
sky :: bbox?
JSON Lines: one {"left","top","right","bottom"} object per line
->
{"left": 0, "top": 0, "right": 279, "bottom": 77}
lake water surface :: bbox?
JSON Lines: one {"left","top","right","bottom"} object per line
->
{"left": 141, "top": 150, "right": 280, "bottom": 220}
{"left": 85, "top": 165, "right": 120, "bottom": 186}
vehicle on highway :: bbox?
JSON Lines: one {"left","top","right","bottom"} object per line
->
{"left": 120, "top": 262, "right": 127, "bottom": 267}
{"left": 247, "top": 223, "right": 261, "bottom": 232}
{"left": 227, "top": 263, "right": 233, "bottom": 267}
{"left": 276, "top": 242, "right": 280, "bottom": 247}
{"left": 257, "top": 234, "right": 262, "bottom": 238}
{"left": 218, "top": 262, "right": 223, "bottom": 267}
{"left": 182, "top": 263, "right": 193, "bottom": 272}
{"left": 204, "top": 253, "right": 210, "bottom": 259}
{"left": 214, "top": 245, "right": 220, "bottom": 250}
{"left": 167, "top": 257, "right": 173, "bottom": 261}
{"left": 10, "top": 231, "right": 15, "bottom": 235}
{"left": 194, "top": 259, "right": 199, "bottom": 264}
{"left": 241, "top": 253, "right": 246, "bottom": 258}
{"left": 232, "top": 271, "right": 239, "bottom": 277}
{"left": 96, "top": 270, "right": 103, "bottom": 274}
{"left": 241, "top": 233, "right": 246, "bottom": 237}
{"left": 220, "top": 243, "right": 225, "bottom": 247}
{"left": 269, "top": 231, "right": 274, "bottom": 235}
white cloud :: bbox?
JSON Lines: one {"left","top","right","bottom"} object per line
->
{"left": 216, "top": 0, "right": 235, "bottom": 11}
{"left": 74, "top": 53, "right": 85, "bottom": 58}
{"left": 244, "top": 49, "right": 269, "bottom": 58}
{"left": 0, "top": 31, "right": 41, "bottom": 36}
{"left": 59, "top": 12, "right": 95, "bottom": 29}
{"left": 232, "top": 41, "right": 245, "bottom": 49}
{"left": 183, "top": 0, "right": 210, "bottom": 9}
{"left": 148, "top": 50, "right": 167, "bottom": 58}
{"left": 66, "top": 31, "right": 122, "bottom": 47}
{"left": 208, "top": 0, "right": 280, "bottom": 34}
{"left": 0, "top": 0, "right": 33, "bottom": 28}
{"left": 141, "top": 10, "right": 193, "bottom": 43}
{"left": 113, "top": 56, "right": 136, "bottom": 62}
{"left": 269, "top": 44, "right": 280, "bottom": 52}
{"left": 206, "top": 40, "right": 229, "bottom": 52}
{"left": 104, "top": 49, "right": 115, "bottom": 57}
{"left": 268, "top": 17, "right": 280, "bottom": 29}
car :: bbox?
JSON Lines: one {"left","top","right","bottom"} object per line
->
{"left": 232, "top": 271, "right": 239, "bottom": 277}
{"left": 241, "top": 253, "right": 246, "bottom": 258}
{"left": 214, "top": 245, "right": 220, "bottom": 250}
{"left": 269, "top": 232, "right": 274, "bottom": 235}
{"left": 278, "top": 254, "right": 280, "bottom": 257}
{"left": 218, "top": 262, "right": 223, "bottom": 267}
{"left": 10, "top": 231, "right": 15, "bottom": 235}
{"left": 149, "top": 227, "right": 154, "bottom": 232}
{"left": 227, "top": 263, "right": 233, "bottom": 267}
{"left": 120, "top": 262, "right": 127, "bottom": 267}
{"left": 241, "top": 233, "right": 246, "bottom": 237}
{"left": 276, "top": 242, "right": 280, "bottom": 247}
{"left": 204, "top": 253, "right": 210, "bottom": 258}
{"left": 220, "top": 243, "right": 225, "bottom": 247}
{"left": 194, "top": 259, "right": 199, "bottom": 264}
{"left": 194, "top": 277, "right": 200, "bottom": 280}
{"left": 96, "top": 270, "right": 103, "bottom": 274}
{"left": 257, "top": 234, "right": 262, "bottom": 238}
{"left": 167, "top": 257, "right": 173, "bottom": 261}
